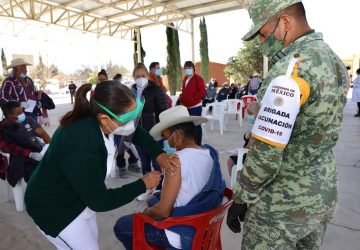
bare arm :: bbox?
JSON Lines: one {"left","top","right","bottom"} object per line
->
{"left": 143, "top": 157, "right": 181, "bottom": 220}
{"left": 35, "top": 127, "right": 51, "bottom": 144}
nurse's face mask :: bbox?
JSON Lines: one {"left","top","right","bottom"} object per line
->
{"left": 96, "top": 97, "right": 144, "bottom": 136}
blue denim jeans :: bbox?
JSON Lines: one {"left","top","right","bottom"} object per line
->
{"left": 114, "top": 214, "right": 179, "bottom": 250}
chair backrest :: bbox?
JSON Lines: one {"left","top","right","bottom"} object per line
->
{"left": 208, "top": 102, "right": 226, "bottom": 118}
{"left": 133, "top": 188, "right": 234, "bottom": 250}
{"left": 240, "top": 95, "right": 258, "bottom": 117}
{"left": 230, "top": 148, "right": 249, "bottom": 188}
{"left": 224, "top": 99, "right": 243, "bottom": 113}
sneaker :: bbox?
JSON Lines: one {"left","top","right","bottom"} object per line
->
{"left": 128, "top": 163, "right": 141, "bottom": 173}
{"left": 119, "top": 168, "right": 128, "bottom": 178}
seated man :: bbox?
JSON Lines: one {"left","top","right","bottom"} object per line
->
{"left": 0, "top": 101, "right": 50, "bottom": 184}
{"left": 1, "top": 101, "right": 51, "bottom": 144}
{"left": 114, "top": 106, "right": 225, "bottom": 250}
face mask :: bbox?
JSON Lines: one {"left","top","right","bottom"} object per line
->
{"left": 155, "top": 69, "right": 162, "bottom": 76}
{"left": 185, "top": 69, "right": 193, "bottom": 76}
{"left": 20, "top": 73, "right": 27, "bottom": 79}
{"left": 16, "top": 113, "right": 26, "bottom": 123}
{"left": 163, "top": 132, "right": 177, "bottom": 154}
{"left": 107, "top": 119, "right": 136, "bottom": 136}
{"left": 247, "top": 115, "right": 255, "bottom": 125}
{"left": 135, "top": 78, "right": 148, "bottom": 89}
{"left": 259, "top": 18, "right": 287, "bottom": 58}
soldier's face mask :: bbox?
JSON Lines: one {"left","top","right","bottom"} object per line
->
{"left": 259, "top": 17, "right": 288, "bottom": 58}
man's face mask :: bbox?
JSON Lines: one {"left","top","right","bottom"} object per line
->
{"left": 163, "top": 131, "right": 177, "bottom": 154}
{"left": 259, "top": 17, "right": 288, "bottom": 58}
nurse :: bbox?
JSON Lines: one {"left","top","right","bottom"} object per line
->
{"left": 25, "top": 81, "right": 178, "bottom": 250}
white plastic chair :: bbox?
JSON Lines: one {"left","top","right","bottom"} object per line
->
{"left": 230, "top": 148, "right": 249, "bottom": 188}
{"left": 1, "top": 152, "right": 25, "bottom": 212}
{"left": 204, "top": 102, "right": 226, "bottom": 135}
{"left": 224, "top": 99, "right": 244, "bottom": 127}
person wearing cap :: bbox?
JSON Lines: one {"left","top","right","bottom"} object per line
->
{"left": 114, "top": 105, "right": 225, "bottom": 250}
{"left": 227, "top": 1, "right": 348, "bottom": 249}
{"left": 24, "top": 81, "right": 179, "bottom": 250}
{"left": 0, "top": 58, "right": 38, "bottom": 119}
{"left": 248, "top": 73, "right": 262, "bottom": 95}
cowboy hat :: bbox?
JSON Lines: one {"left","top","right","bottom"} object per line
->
{"left": 5, "top": 58, "right": 32, "bottom": 70}
{"left": 253, "top": 72, "right": 261, "bottom": 77}
{"left": 150, "top": 105, "right": 208, "bottom": 141}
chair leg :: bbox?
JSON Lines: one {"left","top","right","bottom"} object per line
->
{"left": 12, "top": 180, "right": 24, "bottom": 212}
{"left": 238, "top": 112, "right": 243, "bottom": 127}
{"left": 220, "top": 120, "right": 223, "bottom": 135}
{"left": 210, "top": 120, "right": 214, "bottom": 130}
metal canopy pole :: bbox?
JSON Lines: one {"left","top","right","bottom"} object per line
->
{"left": 263, "top": 55, "right": 269, "bottom": 78}
{"left": 191, "top": 18, "right": 195, "bottom": 63}
{"left": 136, "top": 28, "right": 141, "bottom": 63}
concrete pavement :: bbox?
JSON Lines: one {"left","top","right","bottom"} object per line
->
{"left": 0, "top": 94, "right": 359, "bottom": 250}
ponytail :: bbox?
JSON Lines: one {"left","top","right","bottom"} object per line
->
{"left": 60, "top": 81, "right": 135, "bottom": 127}
{"left": 60, "top": 84, "right": 92, "bottom": 127}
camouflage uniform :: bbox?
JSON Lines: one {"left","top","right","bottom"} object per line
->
{"left": 233, "top": 1, "right": 349, "bottom": 249}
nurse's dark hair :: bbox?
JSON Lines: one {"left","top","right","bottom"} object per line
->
{"left": 356, "top": 68, "right": 360, "bottom": 75}
{"left": 168, "top": 122, "right": 196, "bottom": 139}
{"left": 60, "top": 81, "right": 135, "bottom": 127}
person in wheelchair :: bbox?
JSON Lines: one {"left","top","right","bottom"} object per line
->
{"left": 114, "top": 105, "right": 225, "bottom": 250}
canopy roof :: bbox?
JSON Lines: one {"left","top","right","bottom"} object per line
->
{"left": 0, "top": 0, "right": 251, "bottom": 39}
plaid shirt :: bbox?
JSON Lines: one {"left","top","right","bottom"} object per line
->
{"left": 0, "top": 138, "right": 30, "bottom": 157}
{"left": 0, "top": 75, "right": 36, "bottom": 102}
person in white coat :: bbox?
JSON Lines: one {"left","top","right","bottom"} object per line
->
{"left": 352, "top": 68, "right": 360, "bottom": 117}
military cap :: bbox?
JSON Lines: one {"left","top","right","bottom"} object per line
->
{"left": 242, "top": 0, "right": 302, "bottom": 41}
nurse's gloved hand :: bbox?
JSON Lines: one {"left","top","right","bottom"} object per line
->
{"left": 156, "top": 153, "right": 180, "bottom": 175}
{"left": 141, "top": 171, "right": 161, "bottom": 190}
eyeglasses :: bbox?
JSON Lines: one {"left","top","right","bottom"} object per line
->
{"left": 96, "top": 97, "right": 144, "bottom": 124}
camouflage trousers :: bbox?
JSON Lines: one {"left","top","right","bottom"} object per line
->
{"left": 241, "top": 207, "right": 335, "bottom": 250}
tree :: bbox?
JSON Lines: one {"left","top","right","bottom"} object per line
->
{"left": 166, "top": 24, "right": 182, "bottom": 95}
{"left": 105, "top": 61, "right": 129, "bottom": 79}
{"left": 224, "top": 39, "right": 264, "bottom": 84}
{"left": 133, "top": 30, "right": 146, "bottom": 67}
{"left": 199, "top": 17, "right": 210, "bottom": 83}
{"left": 31, "top": 55, "right": 59, "bottom": 89}
{"left": 1, "top": 48, "right": 8, "bottom": 77}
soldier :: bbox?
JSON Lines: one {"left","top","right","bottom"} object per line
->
{"left": 226, "top": 0, "right": 348, "bottom": 249}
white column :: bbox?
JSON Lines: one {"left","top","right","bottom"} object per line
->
{"left": 136, "top": 29, "right": 141, "bottom": 63}
{"left": 191, "top": 18, "right": 195, "bottom": 63}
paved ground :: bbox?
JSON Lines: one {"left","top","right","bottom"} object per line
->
{"left": 0, "top": 93, "right": 359, "bottom": 250}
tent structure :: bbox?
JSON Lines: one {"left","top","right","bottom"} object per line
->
{"left": 0, "top": 0, "right": 252, "bottom": 61}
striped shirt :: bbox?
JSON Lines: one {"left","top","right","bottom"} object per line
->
{"left": 0, "top": 75, "right": 36, "bottom": 103}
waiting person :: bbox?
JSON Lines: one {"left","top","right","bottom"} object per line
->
{"left": 216, "top": 83, "right": 231, "bottom": 102}
{"left": 113, "top": 73, "right": 122, "bottom": 83}
{"left": 352, "top": 68, "right": 360, "bottom": 117}
{"left": 248, "top": 72, "right": 262, "bottom": 95}
{"left": 0, "top": 101, "right": 50, "bottom": 184}
{"left": 112, "top": 73, "right": 142, "bottom": 177}
{"left": 2, "top": 101, "right": 50, "bottom": 143}
{"left": 132, "top": 63, "right": 167, "bottom": 190}
{"left": 148, "top": 62, "right": 172, "bottom": 108}
{"left": 68, "top": 81, "right": 77, "bottom": 104}
{"left": 97, "top": 69, "right": 108, "bottom": 83}
{"left": 178, "top": 61, "right": 206, "bottom": 146}
{"left": 25, "top": 81, "right": 179, "bottom": 250}
{"left": 202, "top": 81, "right": 217, "bottom": 107}
{"left": 114, "top": 105, "right": 225, "bottom": 250}
{"left": 227, "top": 1, "right": 348, "bottom": 249}
{"left": 0, "top": 58, "right": 39, "bottom": 119}
{"left": 228, "top": 83, "right": 238, "bottom": 99}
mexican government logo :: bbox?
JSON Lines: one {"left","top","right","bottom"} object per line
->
{"left": 274, "top": 96, "right": 284, "bottom": 107}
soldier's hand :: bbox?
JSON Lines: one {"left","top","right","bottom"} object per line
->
{"left": 226, "top": 203, "right": 248, "bottom": 233}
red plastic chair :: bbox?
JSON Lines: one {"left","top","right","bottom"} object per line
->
{"left": 240, "top": 95, "right": 258, "bottom": 118}
{"left": 133, "top": 188, "right": 234, "bottom": 250}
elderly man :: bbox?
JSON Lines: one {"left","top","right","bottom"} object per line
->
{"left": 0, "top": 58, "right": 38, "bottom": 119}
{"left": 227, "top": 0, "right": 348, "bottom": 249}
